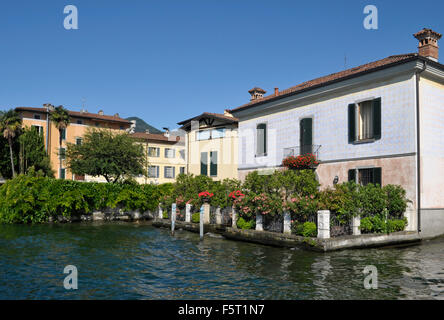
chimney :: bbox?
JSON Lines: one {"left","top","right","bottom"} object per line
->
{"left": 414, "top": 28, "right": 442, "bottom": 62}
{"left": 224, "top": 109, "right": 233, "bottom": 117}
{"left": 98, "top": 109, "right": 104, "bottom": 115}
{"left": 145, "top": 129, "right": 150, "bottom": 134}
{"left": 248, "top": 87, "right": 266, "bottom": 101}
{"left": 274, "top": 87, "right": 279, "bottom": 96}
{"left": 163, "top": 127, "right": 170, "bottom": 138}
{"left": 114, "top": 113, "right": 120, "bottom": 118}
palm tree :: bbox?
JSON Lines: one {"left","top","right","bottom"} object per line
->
{"left": 0, "top": 110, "right": 22, "bottom": 178}
{"left": 49, "top": 105, "right": 70, "bottom": 179}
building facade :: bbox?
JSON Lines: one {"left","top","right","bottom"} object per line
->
{"left": 178, "top": 112, "right": 238, "bottom": 181}
{"left": 131, "top": 131, "right": 186, "bottom": 184}
{"left": 15, "top": 105, "right": 132, "bottom": 181}
{"left": 229, "top": 29, "right": 444, "bottom": 238}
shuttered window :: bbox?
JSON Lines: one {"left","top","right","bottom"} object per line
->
{"left": 200, "top": 152, "right": 208, "bottom": 176}
{"left": 256, "top": 123, "right": 267, "bottom": 156}
{"left": 164, "top": 166, "right": 175, "bottom": 179}
{"left": 210, "top": 151, "right": 218, "bottom": 177}
{"left": 148, "top": 166, "right": 159, "bottom": 178}
{"left": 348, "top": 98, "right": 381, "bottom": 143}
{"left": 300, "top": 118, "right": 313, "bottom": 155}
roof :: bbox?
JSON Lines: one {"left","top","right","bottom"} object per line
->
{"left": 177, "top": 112, "right": 238, "bottom": 129}
{"left": 131, "top": 132, "right": 184, "bottom": 145}
{"left": 229, "top": 53, "right": 423, "bottom": 114}
{"left": 15, "top": 107, "right": 132, "bottom": 125}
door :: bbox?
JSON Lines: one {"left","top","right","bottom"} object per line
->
{"left": 300, "top": 118, "right": 313, "bottom": 155}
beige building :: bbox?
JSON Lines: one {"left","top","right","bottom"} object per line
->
{"left": 178, "top": 112, "right": 238, "bottom": 180}
{"left": 15, "top": 105, "right": 132, "bottom": 181}
{"left": 131, "top": 131, "right": 186, "bottom": 184}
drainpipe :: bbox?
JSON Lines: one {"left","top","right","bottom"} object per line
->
{"left": 416, "top": 60, "right": 427, "bottom": 233}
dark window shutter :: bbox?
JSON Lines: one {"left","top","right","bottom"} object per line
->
{"left": 300, "top": 118, "right": 313, "bottom": 155}
{"left": 210, "top": 151, "right": 218, "bottom": 176}
{"left": 373, "top": 167, "right": 382, "bottom": 186}
{"left": 257, "top": 124, "right": 267, "bottom": 155}
{"left": 172, "top": 167, "right": 175, "bottom": 178}
{"left": 348, "top": 104, "right": 356, "bottom": 143}
{"left": 348, "top": 169, "right": 356, "bottom": 182}
{"left": 372, "top": 98, "right": 381, "bottom": 140}
{"left": 200, "top": 152, "right": 208, "bottom": 176}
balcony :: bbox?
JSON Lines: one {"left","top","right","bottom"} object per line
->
{"left": 283, "top": 145, "right": 321, "bottom": 161}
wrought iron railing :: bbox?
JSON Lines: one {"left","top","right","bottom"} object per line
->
{"left": 283, "top": 145, "right": 321, "bottom": 160}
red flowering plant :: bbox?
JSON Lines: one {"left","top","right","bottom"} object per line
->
{"left": 282, "top": 153, "right": 319, "bottom": 170}
{"left": 198, "top": 191, "right": 214, "bottom": 203}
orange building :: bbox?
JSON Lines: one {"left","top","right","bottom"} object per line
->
{"left": 15, "top": 105, "right": 132, "bottom": 180}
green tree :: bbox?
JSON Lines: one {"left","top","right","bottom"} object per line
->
{"left": 18, "top": 127, "right": 54, "bottom": 177}
{"left": 0, "top": 110, "right": 22, "bottom": 178}
{"left": 49, "top": 105, "right": 70, "bottom": 178}
{"left": 66, "top": 129, "right": 146, "bottom": 183}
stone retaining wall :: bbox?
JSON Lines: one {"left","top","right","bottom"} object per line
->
{"left": 48, "top": 207, "right": 155, "bottom": 223}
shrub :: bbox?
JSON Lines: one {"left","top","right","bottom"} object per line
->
{"left": 236, "top": 217, "right": 255, "bottom": 230}
{"left": 359, "top": 183, "right": 388, "bottom": 218}
{"left": 360, "top": 217, "right": 373, "bottom": 233}
{"left": 387, "top": 218, "right": 408, "bottom": 233}
{"left": 292, "top": 221, "right": 317, "bottom": 237}
{"left": 191, "top": 212, "right": 200, "bottom": 223}
{"left": 383, "top": 185, "right": 410, "bottom": 219}
{"left": 360, "top": 215, "right": 407, "bottom": 234}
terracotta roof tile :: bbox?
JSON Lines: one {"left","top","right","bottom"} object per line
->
{"left": 15, "top": 106, "right": 132, "bottom": 124}
{"left": 229, "top": 53, "right": 419, "bottom": 113}
{"left": 131, "top": 132, "right": 184, "bottom": 145}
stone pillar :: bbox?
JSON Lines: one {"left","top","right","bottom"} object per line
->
{"left": 185, "top": 204, "right": 192, "bottom": 223}
{"left": 317, "top": 210, "right": 330, "bottom": 239}
{"left": 351, "top": 216, "right": 361, "bottom": 236}
{"left": 215, "top": 207, "right": 222, "bottom": 225}
{"left": 232, "top": 206, "right": 237, "bottom": 228}
{"left": 203, "top": 202, "right": 210, "bottom": 224}
{"left": 283, "top": 211, "right": 291, "bottom": 234}
{"left": 158, "top": 205, "right": 163, "bottom": 219}
{"left": 256, "top": 213, "right": 263, "bottom": 231}
{"left": 404, "top": 205, "right": 417, "bottom": 232}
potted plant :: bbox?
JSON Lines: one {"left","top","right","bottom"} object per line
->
{"left": 282, "top": 153, "right": 319, "bottom": 170}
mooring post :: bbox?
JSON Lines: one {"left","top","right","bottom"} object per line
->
{"left": 158, "top": 205, "right": 163, "bottom": 219}
{"left": 200, "top": 205, "right": 204, "bottom": 241}
{"left": 171, "top": 203, "right": 176, "bottom": 235}
{"left": 351, "top": 215, "right": 361, "bottom": 236}
{"left": 317, "top": 210, "right": 330, "bottom": 239}
{"left": 256, "top": 213, "right": 263, "bottom": 231}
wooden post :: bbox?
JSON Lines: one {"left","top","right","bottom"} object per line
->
{"left": 171, "top": 203, "right": 176, "bottom": 235}
{"left": 200, "top": 205, "right": 204, "bottom": 241}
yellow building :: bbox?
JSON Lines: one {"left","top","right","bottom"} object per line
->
{"left": 178, "top": 112, "right": 238, "bottom": 180}
{"left": 131, "top": 131, "right": 186, "bottom": 184}
{"left": 15, "top": 105, "right": 132, "bottom": 180}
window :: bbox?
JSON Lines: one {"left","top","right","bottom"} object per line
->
{"left": 34, "top": 114, "right": 41, "bottom": 120}
{"left": 200, "top": 152, "right": 208, "bottom": 176}
{"left": 76, "top": 119, "right": 83, "bottom": 125}
{"left": 60, "top": 128, "right": 66, "bottom": 140}
{"left": 148, "top": 147, "right": 160, "bottom": 157}
{"left": 197, "top": 130, "right": 211, "bottom": 141}
{"left": 31, "top": 125, "right": 44, "bottom": 135}
{"left": 148, "top": 166, "right": 159, "bottom": 178}
{"left": 256, "top": 123, "right": 267, "bottom": 156}
{"left": 59, "top": 148, "right": 66, "bottom": 160}
{"left": 210, "top": 151, "right": 218, "bottom": 177}
{"left": 348, "top": 98, "right": 381, "bottom": 143}
{"left": 180, "top": 167, "right": 185, "bottom": 175}
{"left": 76, "top": 138, "right": 82, "bottom": 145}
{"left": 120, "top": 126, "right": 124, "bottom": 130}
{"left": 165, "top": 148, "right": 175, "bottom": 158}
{"left": 196, "top": 128, "right": 226, "bottom": 141}
{"left": 59, "top": 168, "right": 66, "bottom": 179}
{"left": 300, "top": 118, "right": 313, "bottom": 155}
{"left": 164, "top": 166, "right": 175, "bottom": 179}
{"left": 348, "top": 168, "right": 382, "bottom": 186}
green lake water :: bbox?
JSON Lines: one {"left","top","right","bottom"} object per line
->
{"left": 0, "top": 222, "right": 442, "bottom": 299}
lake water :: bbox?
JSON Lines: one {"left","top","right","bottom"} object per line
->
{"left": 0, "top": 222, "right": 443, "bottom": 299}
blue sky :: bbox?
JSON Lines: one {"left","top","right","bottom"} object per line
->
{"left": 1, "top": 0, "right": 443, "bottom": 130}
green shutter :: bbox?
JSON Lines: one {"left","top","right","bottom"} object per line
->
{"left": 257, "top": 124, "right": 267, "bottom": 155}
{"left": 61, "top": 128, "right": 66, "bottom": 140}
{"left": 200, "top": 152, "right": 208, "bottom": 176}
{"left": 348, "top": 169, "right": 356, "bottom": 182}
{"left": 210, "top": 151, "right": 218, "bottom": 176}
{"left": 373, "top": 98, "right": 381, "bottom": 140}
{"left": 300, "top": 118, "right": 313, "bottom": 155}
{"left": 348, "top": 104, "right": 356, "bottom": 143}
{"left": 373, "top": 167, "right": 382, "bottom": 186}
